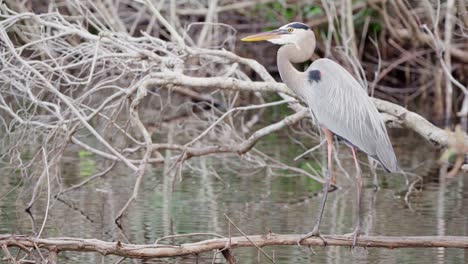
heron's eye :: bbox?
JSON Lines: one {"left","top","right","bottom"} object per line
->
{"left": 287, "top": 27, "right": 294, "bottom": 33}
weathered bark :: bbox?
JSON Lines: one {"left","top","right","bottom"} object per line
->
{"left": 1, "top": 234, "right": 467, "bottom": 260}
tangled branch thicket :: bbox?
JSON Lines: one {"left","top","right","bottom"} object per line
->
{"left": 0, "top": 1, "right": 322, "bottom": 221}
{"left": 0, "top": 0, "right": 467, "bottom": 262}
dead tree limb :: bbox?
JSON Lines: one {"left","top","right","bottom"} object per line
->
{"left": 373, "top": 98, "right": 464, "bottom": 146}
{"left": 1, "top": 234, "right": 467, "bottom": 260}
{"left": 150, "top": 72, "right": 467, "bottom": 148}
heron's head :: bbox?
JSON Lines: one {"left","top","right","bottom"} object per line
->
{"left": 241, "top": 22, "right": 311, "bottom": 45}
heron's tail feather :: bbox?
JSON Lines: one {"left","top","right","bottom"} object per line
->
{"left": 375, "top": 137, "right": 398, "bottom": 173}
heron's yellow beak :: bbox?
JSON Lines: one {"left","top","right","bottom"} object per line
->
{"left": 241, "top": 30, "right": 282, "bottom": 42}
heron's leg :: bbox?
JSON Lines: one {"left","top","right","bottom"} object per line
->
{"left": 350, "top": 146, "right": 362, "bottom": 247}
{"left": 298, "top": 128, "right": 334, "bottom": 245}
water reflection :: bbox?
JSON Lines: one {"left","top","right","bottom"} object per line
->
{"left": 0, "top": 131, "right": 467, "bottom": 263}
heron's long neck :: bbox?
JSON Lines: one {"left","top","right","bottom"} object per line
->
{"left": 277, "top": 32, "right": 316, "bottom": 92}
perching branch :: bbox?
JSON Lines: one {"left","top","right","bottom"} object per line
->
{"left": 1, "top": 234, "right": 467, "bottom": 260}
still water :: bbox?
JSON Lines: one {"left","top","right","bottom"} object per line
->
{"left": 0, "top": 130, "right": 467, "bottom": 263}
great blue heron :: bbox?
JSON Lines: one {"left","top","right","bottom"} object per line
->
{"left": 241, "top": 22, "right": 398, "bottom": 246}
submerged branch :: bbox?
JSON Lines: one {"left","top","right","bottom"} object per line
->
{"left": 1, "top": 234, "right": 467, "bottom": 260}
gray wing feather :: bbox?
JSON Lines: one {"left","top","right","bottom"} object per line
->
{"left": 298, "top": 58, "right": 397, "bottom": 172}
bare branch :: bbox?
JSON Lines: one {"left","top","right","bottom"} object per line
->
{"left": 1, "top": 234, "right": 467, "bottom": 260}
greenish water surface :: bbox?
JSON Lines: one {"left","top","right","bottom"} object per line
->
{"left": 0, "top": 131, "right": 467, "bottom": 263}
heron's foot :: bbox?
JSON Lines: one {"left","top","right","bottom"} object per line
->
{"left": 297, "top": 226, "right": 327, "bottom": 246}
{"left": 343, "top": 227, "right": 363, "bottom": 248}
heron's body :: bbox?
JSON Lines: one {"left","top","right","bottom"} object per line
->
{"left": 275, "top": 30, "right": 397, "bottom": 173}
{"left": 304, "top": 59, "right": 396, "bottom": 171}
{"left": 242, "top": 22, "right": 398, "bottom": 246}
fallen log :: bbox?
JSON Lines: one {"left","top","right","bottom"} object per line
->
{"left": 1, "top": 234, "right": 467, "bottom": 260}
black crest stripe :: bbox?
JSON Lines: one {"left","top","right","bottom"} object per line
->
{"left": 289, "top": 22, "right": 310, "bottom": 30}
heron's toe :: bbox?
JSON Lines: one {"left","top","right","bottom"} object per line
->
{"left": 297, "top": 227, "right": 327, "bottom": 246}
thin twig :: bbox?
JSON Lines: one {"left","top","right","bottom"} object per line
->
{"left": 223, "top": 214, "right": 276, "bottom": 264}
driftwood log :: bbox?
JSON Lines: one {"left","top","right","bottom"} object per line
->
{"left": 1, "top": 234, "right": 468, "bottom": 260}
